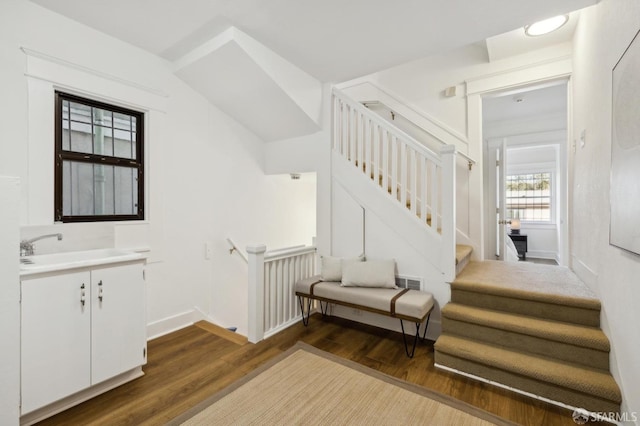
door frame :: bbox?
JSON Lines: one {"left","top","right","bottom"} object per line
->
{"left": 465, "top": 58, "right": 572, "bottom": 265}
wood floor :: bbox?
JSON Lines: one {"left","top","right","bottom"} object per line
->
{"left": 39, "top": 315, "right": 588, "bottom": 425}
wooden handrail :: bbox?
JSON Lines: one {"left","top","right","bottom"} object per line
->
{"left": 362, "top": 99, "right": 476, "bottom": 170}
{"left": 333, "top": 88, "right": 442, "bottom": 165}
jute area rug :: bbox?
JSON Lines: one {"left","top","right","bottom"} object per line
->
{"left": 168, "top": 342, "right": 515, "bottom": 426}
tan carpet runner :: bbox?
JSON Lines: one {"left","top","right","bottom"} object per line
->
{"left": 435, "top": 260, "right": 622, "bottom": 414}
{"left": 455, "top": 244, "right": 473, "bottom": 276}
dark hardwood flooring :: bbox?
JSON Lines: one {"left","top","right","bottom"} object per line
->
{"left": 38, "top": 315, "right": 589, "bottom": 425}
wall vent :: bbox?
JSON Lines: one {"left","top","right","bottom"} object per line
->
{"left": 395, "top": 275, "right": 423, "bottom": 291}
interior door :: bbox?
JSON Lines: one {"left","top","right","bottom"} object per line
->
{"left": 485, "top": 138, "right": 509, "bottom": 260}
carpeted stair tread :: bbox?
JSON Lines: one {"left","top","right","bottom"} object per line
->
{"left": 453, "top": 261, "right": 600, "bottom": 310}
{"left": 455, "top": 245, "right": 473, "bottom": 266}
{"left": 442, "top": 303, "right": 610, "bottom": 351}
{"left": 435, "top": 335, "right": 621, "bottom": 405}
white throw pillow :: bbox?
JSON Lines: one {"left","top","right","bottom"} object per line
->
{"left": 321, "top": 255, "right": 364, "bottom": 281}
{"left": 341, "top": 259, "right": 397, "bottom": 288}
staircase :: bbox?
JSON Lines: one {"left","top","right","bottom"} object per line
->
{"left": 332, "top": 86, "right": 621, "bottom": 414}
{"left": 332, "top": 88, "right": 464, "bottom": 280}
{"left": 435, "top": 261, "right": 621, "bottom": 414}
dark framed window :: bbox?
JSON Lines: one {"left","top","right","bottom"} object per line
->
{"left": 55, "top": 92, "right": 144, "bottom": 222}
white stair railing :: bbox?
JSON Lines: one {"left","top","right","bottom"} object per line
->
{"left": 247, "top": 243, "right": 317, "bottom": 343}
{"left": 332, "top": 88, "right": 456, "bottom": 280}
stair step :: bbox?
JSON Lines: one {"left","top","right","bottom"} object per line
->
{"left": 442, "top": 304, "right": 610, "bottom": 369}
{"left": 435, "top": 334, "right": 621, "bottom": 413}
{"left": 452, "top": 261, "right": 601, "bottom": 326}
{"left": 455, "top": 245, "right": 473, "bottom": 265}
{"left": 455, "top": 244, "right": 473, "bottom": 276}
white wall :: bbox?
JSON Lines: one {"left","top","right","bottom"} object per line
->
{"left": 0, "top": 0, "right": 316, "bottom": 340}
{"left": 264, "top": 131, "right": 325, "bottom": 175}
{"left": 341, "top": 42, "right": 573, "bottom": 259}
{"left": 0, "top": 177, "right": 20, "bottom": 426}
{"left": 572, "top": 0, "right": 640, "bottom": 419}
{"left": 330, "top": 180, "right": 447, "bottom": 339}
{"left": 365, "top": 42, "right": 572, "bottom": 139}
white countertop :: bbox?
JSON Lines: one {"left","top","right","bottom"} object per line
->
{"left": 20, "top": 248, "right": 145, "bottom": 277}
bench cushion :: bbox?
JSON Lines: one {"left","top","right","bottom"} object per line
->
{"left": 295, "top": 275, "right": 434, "bottom": 322}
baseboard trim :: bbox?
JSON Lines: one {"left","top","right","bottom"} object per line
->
{"left": 147, "top": 307, "right": 247, "bottom": 341}
{"left": 571, "top": 254, "right": 599, "bottom": 295}
{"left": 526, "top": 250, "right": 557, "bottom": 260}
{"left": 147, "top": 310, "right": 195, "bottom": 340}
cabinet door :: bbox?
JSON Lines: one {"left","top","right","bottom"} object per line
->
{"left": 21, "top": 272, "right": 91, "bottom": 414}
{"left": 91, "top": 262, "right": 146, "bottom": 385}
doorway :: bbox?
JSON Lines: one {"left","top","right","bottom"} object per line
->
{"left": 481, "top": 81, "right": 569, "bottom": 265}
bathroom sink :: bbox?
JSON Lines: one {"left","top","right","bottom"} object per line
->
{"left": 20, "top": 248, "right": 143, "bottom": 275}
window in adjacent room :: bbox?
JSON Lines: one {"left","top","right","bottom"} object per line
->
{"left": 506, "top": 172, "right": 552, "bottom": 222}
{"left": 55, "top": 92, "right": 144, "bottom": 222}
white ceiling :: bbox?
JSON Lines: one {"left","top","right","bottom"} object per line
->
{"left": 483, "top": 82, "right": 568, "bottom": 123}
{"left": 485, "top": 11, "right": 580, "bottom": 62}
{"left": 175, "top": 40, "right": 320, "bottom": 141}
{"left": 30, "top": 0, "right": 596, "bottom": 83}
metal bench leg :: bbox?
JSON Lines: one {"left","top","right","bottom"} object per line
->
{"left": 400, "top": 320, "right": 421, "bottom": 358}
{"left": 298, "top": 296, "right": 312, "bottom": 326}
{"left": 319, "top": 300, "right": 329, "bottom": 317}
{"left": 421, "top": 312, "right": 431, "bottom": 341}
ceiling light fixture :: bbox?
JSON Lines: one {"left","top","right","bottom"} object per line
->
{"left": 524, "top": 15, "right": 569, "bottom": 37}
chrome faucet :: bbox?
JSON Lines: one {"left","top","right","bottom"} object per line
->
{"left": 20, "top": 233, "right": 63, "bottom": 257}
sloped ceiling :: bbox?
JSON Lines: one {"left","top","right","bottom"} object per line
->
{"left": 175, "top": 36, "right": 320, "bottom": 142}
{"left": 30, "top": 0, "right": 597, "bottom": 143}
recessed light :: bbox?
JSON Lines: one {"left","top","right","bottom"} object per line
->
{"left": 524, "top": 15, "right": 569, "bottom": 37}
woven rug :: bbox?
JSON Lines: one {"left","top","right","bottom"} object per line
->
{"left": 168, "top": 342, "right": 515, "bottom": 426}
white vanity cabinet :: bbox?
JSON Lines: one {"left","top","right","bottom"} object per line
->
{"left": 21, "top": 270, "right": 92, "bottom": 414}
{"left": 20, "top": 260, "right": 146, "bottom": 417}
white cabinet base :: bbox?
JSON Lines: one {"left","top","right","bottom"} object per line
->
{"left": 20, "top": 367, "right": 144, "bottom": 426}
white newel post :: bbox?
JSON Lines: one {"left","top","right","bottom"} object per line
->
{"left": 247, "top": 244, "right": 266, "bottom": 344}
{"left": 440, "top": 145, "right": 457, "bottom": 282}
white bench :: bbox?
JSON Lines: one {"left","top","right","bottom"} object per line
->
{"left": 295, "top": 275, "right": 435, "bottom": 358}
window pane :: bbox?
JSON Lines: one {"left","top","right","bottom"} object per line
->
{"left": 69, "top": 121, "right": 93, "bottom": 154}
{"left": 69, "top": 102, "right": 91, "bottom": 123}
{"left": 62, "top": 100, "right": 70, "bottom": 120}
{"left": 93, "top": 125, "right": 113, "bottom": 156}
{"left": 92, "top": 108, "right": 112, "bottom": 127}
{"left": 62, "top": 160, "right": 138, "bottom": 217}
{"left": 94, "top": 164, "right": 115, "bottom": 215}
{"left": 62, "top": 161, "right": 94, "bottom": 216}
{"left": 113, "top": 112, "right": 133, "bottom": 130}
{"left": 506, "top": 172, "right": 551, "bottom": 222}
{"left": 62, "top": 119, "right": 70, "bottom": 151}
{"left": 113, "top": 128, "right": 134, "bottom": 159}
{"left": 114, "top": 167, "right": 138, "bottom": 215}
